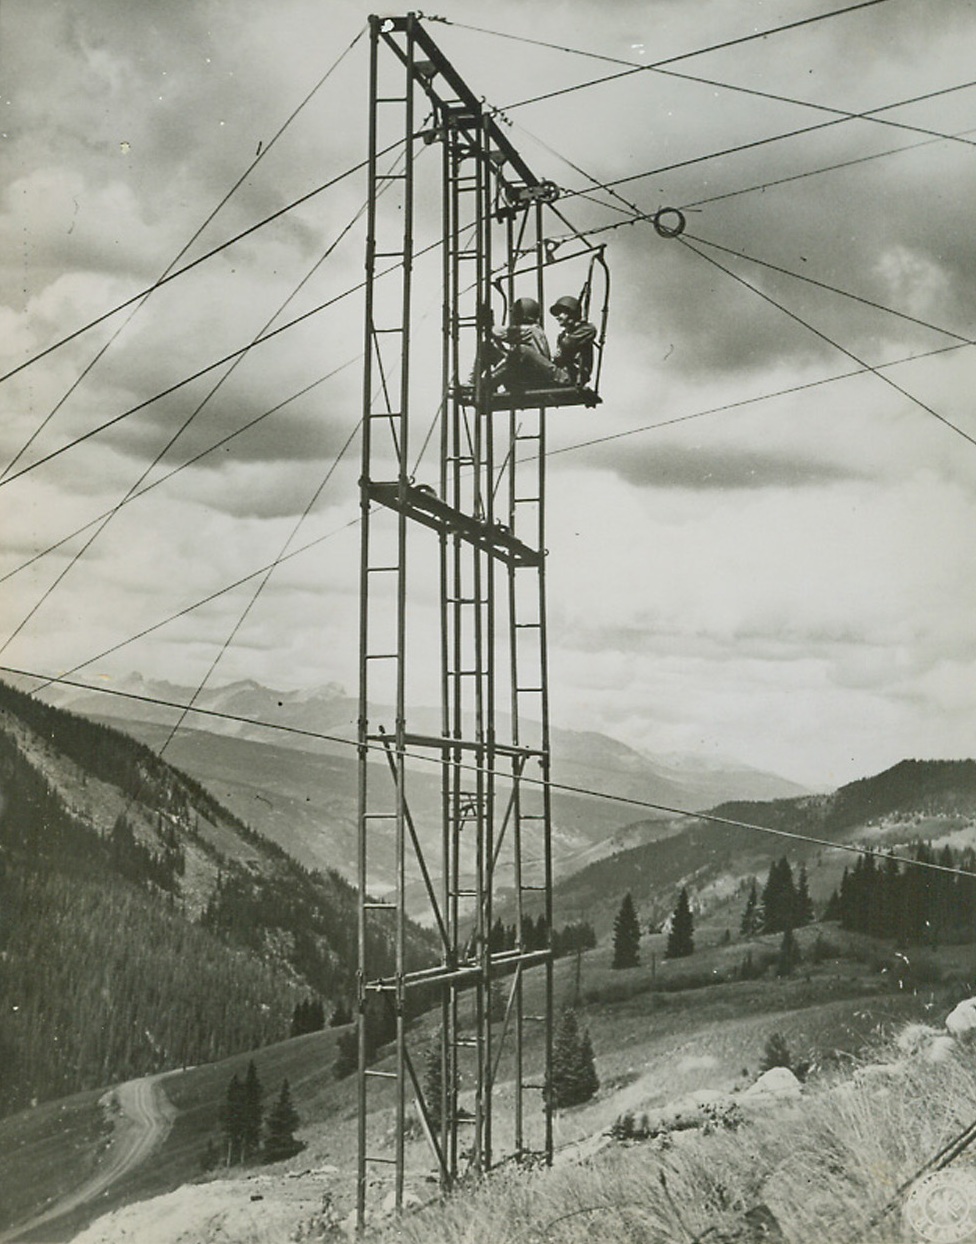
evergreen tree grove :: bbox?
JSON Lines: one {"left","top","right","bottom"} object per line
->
{"left": 611, "top": 892, "right": 641, "bottom": 969}
{"left": 665, "top": 887, "right": 695, "bottom": 959}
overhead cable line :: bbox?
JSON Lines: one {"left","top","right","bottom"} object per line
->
{"left": 145, "top": 421, "right": 361, "bottom": 762}
{"left": 0, "top": 360, "right": 358, "bottom": 590}
{"left": 482, "top": 10, "right": 976, "bottom": 159}
{"left": 542, "top": 341, "right": 975, "bottom": 464}
{"left": 554, "top": 77, "right": 976, "bottom": 203}
{"left": 539, "top": 120, "right": 976, "bottom": 236}
{"left": 0, "top": 235, "right": 447, "bottom": 490}
{"left": 0, "top": 135, "right": 406, "bottom": 391}
{"left": 5, "top": 661, "right": 974, "bottom": 884}
{"left": 684, "top": 232, "right": 975, "bottom": 344}
{"left": 683, "top": 124, "right": 976, "bottom": 209}
{"left": 0, "top": 193, "right": 376, "bottom": 656}
{"left": 0, "top": 26, "right": 365, "bottom": 481}
{"left": 447, "top": 0, "right": 892, "bottom": 103}
{"left": 30, "top": 515, "right": 361, "bottom": 687}
{"left": 21, "top": 338, "right": 974, "bottom": 694}
{"left": 0, "top": 141, "right": 410, "bottom": 655}
{"left": 678, "top": 236, "right": 976, "bottom": 451}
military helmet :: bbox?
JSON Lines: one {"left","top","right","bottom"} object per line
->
{"left": 550, "top": 295, "right": 581, "bottom": 318}
{"left": 511, "top": 296, "right": 541, "bottom": 324}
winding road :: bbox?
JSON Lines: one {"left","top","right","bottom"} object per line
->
{"left": 1, "top": 1074, "right": 175, "bottom": 1243}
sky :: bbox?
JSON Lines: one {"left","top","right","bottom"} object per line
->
{"left": 1, "top": 0, "right": 975, "bottom": 790}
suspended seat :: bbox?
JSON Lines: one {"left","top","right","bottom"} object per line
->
{"left": 366, "top": 479, "right": 542, "bottom": 567}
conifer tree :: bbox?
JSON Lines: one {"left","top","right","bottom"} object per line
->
{"left": 263, "top": 1079, "right": 303, "bottom": 1163}
{"left": 241, "top": 1060, "right": 264, "bottom": 1162}
{"left": 795, "top": 865, "right": 815, "bottom": 926}
{"left": 220, "top": 1073, "right": 246, "bottom": 1164}
{"left": 547, "top": 1009, "right": 599, "bottom": 1108}
{"left": 740, "top": 878, "right": 759, "bottom": 936}
{"left": 611, "top": 892, "right": 641, "bottom": 969}
{"left": 761, "top": 857, "right": 797, "bottom": 934}
{"left": 665, "top": 888, "right": 695, "bottom": 959}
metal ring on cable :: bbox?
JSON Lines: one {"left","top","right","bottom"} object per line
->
{"left": 652, "top": 207, "right": 686, "bottom": 239}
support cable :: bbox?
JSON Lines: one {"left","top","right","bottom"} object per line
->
{"left": 5, "top": 661, "right": 975, "bottom": 885}
{"left": 146, "top": 421, "right": 361, "bottom": 764}
{"left": 0, "top": 234, "right": 446, "bottom": 490}
{"left": 448, "top": 1, "right": 893, "bottom": 103}
{"left": 684, "top": 231, "right": 975, "bottom": 344}
{"left": 677, "top": 236, "right": 976, "bottom": 451}
{"left": 0, "top": 137, "right": 407, "bottom": 391}
{"left": 0, "top": 193, "right": 375, "bottom": 656}
{"left": 554, "top": 78, "right": 976, "bottom": 204}
{"left": 16, "top": 338, "right": 973, "bottom": 689}
{"left": 683, "top": 124, "right": 976, "bottom": 209}
{"left": 541, "top": 340, "right": 974, "bottom": 463}
{"left": 0, "top": 27, "right": 366, "bottom": 480}
{"left": 0, "top": 359, "right": 358, "bottom": 589}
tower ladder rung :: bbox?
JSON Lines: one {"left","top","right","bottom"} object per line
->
{"left": 365, "top": 1069, "right": 398, "bottom": 1080}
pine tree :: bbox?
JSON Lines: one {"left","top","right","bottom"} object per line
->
{"left": 611, "top": 892, "right": 641, "bottom": 969}
{"left": 220, "top": 1072, "right": 246, "bottom": 1164}
{"left": 665, "top": 888, "right": 695, "bottom": 959}
{"left": 547, "top": 1009, "right": 599, "bottom": 1108}
{"left": 263, "top": 1079, "right": 303, "bottom": 1164}
{"left": 795, "top": 865, "right": 815, "bottom": 926}
{"left": 240, "top": 1060, "right": 264, "bottom": 1162}
{"left": 740, "top": 878, "right": 759, "bottom": 936}
{"left": 761, "top": 857, "right": 797, "bottom": 934}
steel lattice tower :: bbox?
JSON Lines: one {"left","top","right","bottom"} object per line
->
{"left": 355, "top": 13, "right": 587, "bottom": 1222}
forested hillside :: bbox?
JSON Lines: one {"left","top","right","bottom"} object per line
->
{"left": 541, "top": 760, "right": 976, "bottom": 936}
{"left": 0, "top": 680, "right": 435, "bottom": 1117}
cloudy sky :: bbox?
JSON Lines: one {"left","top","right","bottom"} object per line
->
{"left": 1, "top": 0, "right": 974, "bottom": 790}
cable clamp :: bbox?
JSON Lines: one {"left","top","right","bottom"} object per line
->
{"left": 652, "top": 207, "right": 686, "bottom": 239}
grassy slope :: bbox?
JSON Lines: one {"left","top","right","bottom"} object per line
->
{"left": 4, "top": 923, "right": 971, "bottom": 1240}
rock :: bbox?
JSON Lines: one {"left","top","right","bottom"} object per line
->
{"left": 946, "top": 997, "right": 976, "bottom": 1040}
{"left": 895, "top": 1022, "right": 940, "bottom": 1056}
{"left": 925, "top": 1035, "right": 957, "bottom": 1063}
{"left": 743, "top": 1068, "right": 802, "bottom": 1100}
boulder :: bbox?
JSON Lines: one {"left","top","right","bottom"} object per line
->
{"left": 743, "top": 1067, "right": 802, "bottom": 1100}
{"left": 946, "top": 997, "right": 976, "bottom": 1040}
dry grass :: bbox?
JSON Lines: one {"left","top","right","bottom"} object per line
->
{"left": 363, "top": 1036, "right": 976, "bottom": 1244}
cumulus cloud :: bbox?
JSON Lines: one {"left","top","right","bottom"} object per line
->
{"left": 2, "top": 0, "right": 975, "bottom": 786}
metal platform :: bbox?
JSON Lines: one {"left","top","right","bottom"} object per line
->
{"left": 366, "top": 479, "right": 542, "bottom": 566}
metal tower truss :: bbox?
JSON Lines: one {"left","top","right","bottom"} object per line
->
{"left": 356, "top": 13, "right": 578, "bottom": 1220}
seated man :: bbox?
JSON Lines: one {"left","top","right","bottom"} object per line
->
{"left": 488, "top": 296, "right": 552, "bottom": 391}
{"left": 550, "top": 295, "right": 597, "bottom": 387}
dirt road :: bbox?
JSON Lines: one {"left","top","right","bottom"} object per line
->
{"left": 1, "top": 1074, "right": 176, "bottom": 1243}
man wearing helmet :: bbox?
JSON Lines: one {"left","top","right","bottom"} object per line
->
{"left": 489, "top": 296, "right": 552, "bottom": 390}
{"left": 549, "top": 295, "right": 597, "bottom": 387}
